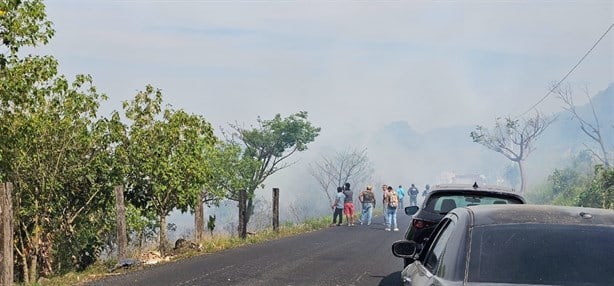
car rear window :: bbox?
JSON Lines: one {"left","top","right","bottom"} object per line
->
{"left": 424, "top": 194, "right": 522, "bottom": 214}
{"left": 468, "top": 224, "right": 614, "bottom": 285}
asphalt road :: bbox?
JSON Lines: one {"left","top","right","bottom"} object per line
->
{"left": 88, "top": 213, "right": 410, "bottom": 286}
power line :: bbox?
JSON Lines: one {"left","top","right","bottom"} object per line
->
{"left": 517, "top": 22, "right": 614, "bottom": 118}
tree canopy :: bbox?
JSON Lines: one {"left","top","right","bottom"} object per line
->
{"left": 470, "top": 112, "right": 554, "bottom": 193}
{"left": 225, "top": 111, "right": 320, "bottom": 238}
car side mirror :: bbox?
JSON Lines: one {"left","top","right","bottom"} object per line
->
{"left": 405, "top": 206, "right": 419, "bottom": 216}
{"left": 391, "top": 240, "right": 417, "bottom": 258}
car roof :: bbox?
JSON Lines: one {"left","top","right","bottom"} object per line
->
{"left": 431, "top": 183, "right": 515, "bottom": 193}
{"left": 462, "top": 204, "right": 614, "bottom": 226}
{"left": 427, "top": 183, "right": 525, "bottom": 202}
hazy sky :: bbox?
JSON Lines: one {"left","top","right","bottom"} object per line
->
{"left": 39, "top": 1, "right": 613, "bottom": 141}
{"left": 34, "top": 0, "right": 614, "bottom": 232}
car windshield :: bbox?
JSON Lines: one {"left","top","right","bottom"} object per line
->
{"left": 424, "top": 194, "right": 522, "bottom": 214}
{"left": 468, "top": 224, "right": 614, "bottom": 285}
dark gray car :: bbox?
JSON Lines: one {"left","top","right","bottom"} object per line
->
{"left": 393, "top": 204, "right": 614, "bottom": 286}
{"left": 402, "top": 183, "right": 525, "bottom": 266}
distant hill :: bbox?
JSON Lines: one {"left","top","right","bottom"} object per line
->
{"left": 366, "top": 83, "right": 614, "bottom": 188}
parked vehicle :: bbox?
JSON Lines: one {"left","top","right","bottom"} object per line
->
{"left": 393, "top": 204, "right": 614, "bottom": 286}
{"left": 401, "top": 182, "right": 525, "bottom": 266}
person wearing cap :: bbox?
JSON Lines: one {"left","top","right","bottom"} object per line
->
{"left": 358, "top": 185, "right": 376, "bottom": 225}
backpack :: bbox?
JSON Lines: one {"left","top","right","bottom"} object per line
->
{"left": 388, "top": 192, "right": 398, "bottom": 208}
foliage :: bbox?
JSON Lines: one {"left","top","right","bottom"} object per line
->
{"left": 470, "top": 112, "right": 554, "bottom": 193}
{"left": 576, "top": 165, "right": 613, "bottom": 209}
{"left": 527, "top": 152, "right": 612, "bottom": 210}
{"left": 225, "top": 111, "right": 320, "bottom": 238}
{"left": 120, "top": 85, "right": 217, "bottom": 255}
{"left": 0, "top": 0, "right": 54, "bottom": 63}
{"left": 0, "top": 1, "right": 125, "bottom": 283}
{"left": 1, "top": 73, "right": 116, "bottom": 281}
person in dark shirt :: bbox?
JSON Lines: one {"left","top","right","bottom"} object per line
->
{"left": 408, "top": 184, "right": 419, "bottom": 206}
{"left": 358, "top": 185, "right": 376, "bottom": 225}
{"left": 342, "top": 182, "right": 355, "bottom": 226}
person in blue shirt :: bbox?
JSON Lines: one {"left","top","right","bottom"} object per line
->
{"left": 396, "top": 185, "right": 405, "bottom": 210}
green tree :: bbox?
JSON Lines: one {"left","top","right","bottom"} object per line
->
{"left": 1, "top": 73, "right": 115, "bottom": 282}
{"left": 576, "top": 165, "right": 613, "bottom": 209}
{"left": 0, "top": 1, "right": 126, "bottom": 283}
{"left": 194, "top": 143, "right": 232, "bottom": 241}
{"left": 226, "top": 112, "right": 320, "bottom": 238}
{"left": 121, "top": 85, "right": 216, "bottom": 255}
{"left": 470, "top": 113, "right": 553, "bottom": 194}
{"left": 527, "top": 151, "right": 605, "bottom": 207}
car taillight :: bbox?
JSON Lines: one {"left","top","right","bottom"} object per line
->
{"left": 412, "top": 219, "right": 435, "bottom": 229}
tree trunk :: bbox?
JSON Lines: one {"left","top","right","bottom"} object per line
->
{"left": 27, "top": 203, "right": 40, "bottom": 284}
{"left": 517, "top": 160, "right": 527, "bottom": 194}
{"left": 1, "top": 182, "right": 14, "bottom": 286}
{"left": 21, "top": 250, "right": 28, "bottom": 285}
{"left": 115, "top": 186, "right": 127, "bottom": 261}
{"left": 238, "top": 190, "right": 247, "bottom": 239}
{"left": 28, "top": 246, "right": 38, "bottom": 284}
{"left": 159, "top": 214, "right": 167, "bottom": 256}
{"left": 195, "top": 191, "right": 204, "bottom": 241}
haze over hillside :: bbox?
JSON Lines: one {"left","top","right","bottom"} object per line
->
{"left": 169, "top": 83, "right": 613, "bottom": 238}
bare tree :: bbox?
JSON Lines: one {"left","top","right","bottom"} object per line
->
{"left": 470, "top": 112, "right": 554, "bottom": 194}
{"left": 309, "top": 148, "right": 373, "bottom": 204}
{"left": 552, "top": 83, "right": 611, "bottom": 168}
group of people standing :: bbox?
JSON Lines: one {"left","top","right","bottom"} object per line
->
{"left": 331, "top": 182, "right": 357, "bottom": 226}
{"left": 331, "top": 182, "right": 428, "bottom": 232}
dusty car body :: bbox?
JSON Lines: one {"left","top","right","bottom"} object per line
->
{"left": 402, "top": 183, "right": 525, "bottom": 266}
{"left": 393, "top": 204, "right": 614, "bottom": 286}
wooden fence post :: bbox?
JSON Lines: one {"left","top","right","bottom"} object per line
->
{"left": 1, "top": 182, "right": 14, "bottom": 286}
{"left": 272, "top": 188, "right": 279, "bottom": 232}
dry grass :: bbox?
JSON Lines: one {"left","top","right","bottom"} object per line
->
{"left": 36, "top": 216, "right": 335, "bottom": 286}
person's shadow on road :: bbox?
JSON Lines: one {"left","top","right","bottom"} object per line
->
{"left": 378, "top": 271, "right": 401, "bottom": 286}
